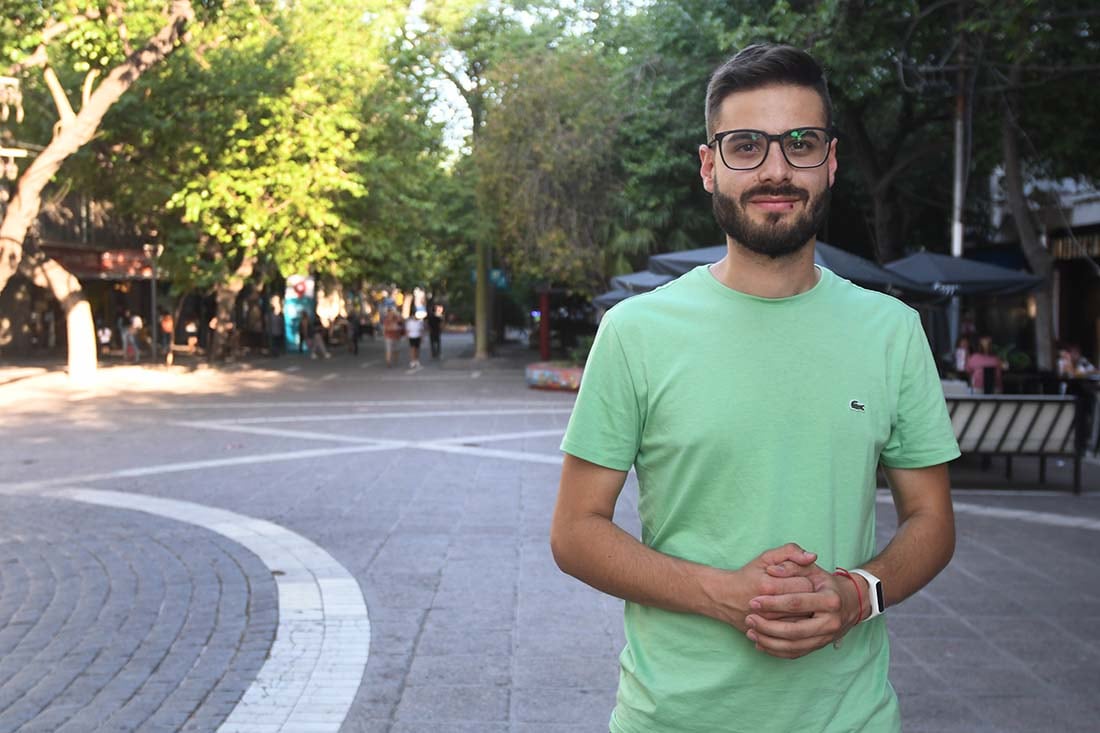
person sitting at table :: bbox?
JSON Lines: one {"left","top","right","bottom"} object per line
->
{"left": 965, "top": 335, "right": 1004, "bottom": 393}
{"left": 1059, "top": 343, "right": 1097, "bottom": 377}
{"left": 953, "top": 335, "right": 970, "bottom": 378}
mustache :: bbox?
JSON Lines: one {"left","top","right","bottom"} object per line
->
{"left": 739, "top": 185, "right": 809, "bottom": 205}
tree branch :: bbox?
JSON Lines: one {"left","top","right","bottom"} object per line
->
{"left": 0, "top": 0, "right": 196, "bottom": 292}
{"left": 42, "top": 65, "right": 76, "bottom": 127}
{"left": 82, "top": 69, "right": 101, "bottom": 107}
{"left": 6, "top": 12, "right": 103, "bottom": 76}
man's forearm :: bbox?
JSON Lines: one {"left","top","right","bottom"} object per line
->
{"left": 551, "top": 514, "right": 816, "bottom": 631}
{"left": 860, "top": 502, "right": 955, "bottom": 610}
{"left": 552, "top": 513, "right": 737, "bottom": 620}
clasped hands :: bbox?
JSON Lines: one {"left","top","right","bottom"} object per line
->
{"left": 717, "top": 543, "right": 865, "bottom": 660}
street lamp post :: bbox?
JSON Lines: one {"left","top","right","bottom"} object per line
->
{"left": 143, "top": 243, "right": 164, "bottom": 363}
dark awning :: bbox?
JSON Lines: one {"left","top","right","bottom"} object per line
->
{"left": 647, "top": 241, "right": 927, "bottom": 292}
{"left": 592, "top": 288, "right": 635, "bottom": 310}
{"left": 609, "top": 270, "right": 674, "bottom": 293}
{"left": 884, "top": 251, "right": 1042, "bottom": 295}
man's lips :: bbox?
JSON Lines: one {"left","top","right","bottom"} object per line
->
{"left": 749, "top": 197, "right": 801, "bottom": 211}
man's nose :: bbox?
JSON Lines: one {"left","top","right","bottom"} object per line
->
{"left": 756, "top": 140, "right": 793, "bottom": 183}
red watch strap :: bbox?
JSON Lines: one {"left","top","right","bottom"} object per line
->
{"left": 834, "top": 567, "right": 864, "bottom": 622}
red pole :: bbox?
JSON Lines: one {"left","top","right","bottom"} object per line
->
{"left": 539, "top": 290, "right": 551, "bottom": 361}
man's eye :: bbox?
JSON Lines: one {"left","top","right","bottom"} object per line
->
{"left": 725, "top": 135, "right": 761, "bottom": 154}
{"left": 786, "top": 130, "right": 822, "bottom": 150}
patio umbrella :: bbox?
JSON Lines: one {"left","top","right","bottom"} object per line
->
{"left": 647, "top": 244, "right": 727, "bottom": 276}
{"left": 884, "top": 251, "right": 1042, "bottom": 295}
{"left": 592, "top": 288, "right": 634, "bottom": 310}
{"left": 647, "top": 241, "right": 926, "bottom": 292}
{"left": 609, "top": 270, "right": 674, "bottom": 293}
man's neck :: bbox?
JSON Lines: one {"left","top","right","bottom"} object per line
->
{"left": 708, "top": 238, "right": 820, "bottom": 299}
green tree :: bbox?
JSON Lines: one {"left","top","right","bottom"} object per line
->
{"left": 474, "top": 45, "right": 623, "bottom": 291}
{"left": 0, "top": 0, "right": 199, "bottom": 384}
{"left": 970, "top": 1, "right": 1100, "bottom": 368}
{"left": 83, "top": 0, "right": 453, "bottom": 358}
{"left": 410, "top": 0, "right": 538, "bottom": 357}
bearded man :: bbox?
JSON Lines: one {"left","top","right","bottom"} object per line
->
{"left": 551, "top": 44, "right": 959, "bottom": 733}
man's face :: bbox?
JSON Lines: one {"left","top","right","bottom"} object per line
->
{"left": 699, "top": 84, "right": 837, "bottom": 259}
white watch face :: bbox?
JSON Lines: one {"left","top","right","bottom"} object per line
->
{"left": 852, "top": 570, "right": 884, "bottom": 615}
{"left": 869, "top": 579, "right": 884, "bottom": 613}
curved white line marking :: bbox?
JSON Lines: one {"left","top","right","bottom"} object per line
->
{"left": 50, "top": 488, "right": 370, "bottom": 733}
{"left": 876, "top": 493, "right": 1100, "bottom": 531}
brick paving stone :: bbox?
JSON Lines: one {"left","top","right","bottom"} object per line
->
{"left": 0, "top": 496, "right": 276, "bottom": 732}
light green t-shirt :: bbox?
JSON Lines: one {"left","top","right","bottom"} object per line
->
{"left": 560, "top": 264, "right": 960, "bottom": 733}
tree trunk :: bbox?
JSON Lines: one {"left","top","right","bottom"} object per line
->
{"left": 20, "top": 252, "right": 97, "bottom": 386}
{"left": 475, "top": 238, "right": 490, "bottom": 359}
{"left": 871, "top": 190, "right": 906, "bottom": 264}
{"left": 210, "top": 255, "right": 256, "bottom": 361}
{"left": 468, "top": 89, "right": 492, "bottom": 360}
{"left": 840, "top": 110, "right": 908, "bottom": 263}
{"left": 0, "top": 0, "right": 195, "bottom": 383}
{"left": 1000, "top": 68, "right": 1055, "bottom": 371}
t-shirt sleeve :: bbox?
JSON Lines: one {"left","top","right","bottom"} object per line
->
{"left": 559, "top": 316, "right": 644, "bottom": 472}
{"left": 880, "top": 314, "right": 961, "bottom": 469}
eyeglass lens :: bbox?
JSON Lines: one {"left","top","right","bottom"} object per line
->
{"left": 720, "top": 129, "right": 829, "bottom": 169}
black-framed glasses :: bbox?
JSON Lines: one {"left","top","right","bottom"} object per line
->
{"left": 708, "top": 127, "right": 835, "bottom": 171}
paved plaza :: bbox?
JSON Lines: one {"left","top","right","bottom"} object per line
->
{"left": 1, "top": 333, "right": 1099, "bottom": 732}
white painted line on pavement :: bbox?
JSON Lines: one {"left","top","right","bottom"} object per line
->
{"left": 416, "top": 442, "right": 563, "bottom": 465}
{"left": 170, "top": 421, "right": 406, "bottom": 446}
{"left": 0, "top": 443, "right": 397, "bottom": 493}
{"left": 950, "top": 488, "right": 1099, "bottom": 498}
{"left": 50, "top": 488, "right": 369, "bottom": 733}
{"left": 427, "top": 428, "right": 565, "bottom": 445}
{"left": 875, "top": 494, "right": 1100, "bottom": 531}
{"left": 952, "top": 501, "right": 1100, "bottom": 531}
{"left": 189, "top": 407, "right": 573, "bottom": 426}
{"left": 102, "top": 399, "right": 572, "bottom": 411}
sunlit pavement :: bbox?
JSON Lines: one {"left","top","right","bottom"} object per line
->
{"left": 1, "top": 333, "right": 1098, "bottom": 732}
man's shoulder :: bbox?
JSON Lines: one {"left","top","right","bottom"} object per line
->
{"left": 824, "top": 269, "right": 918, "bottom": 323}
{"left": 601, "top": 269, "right": 702, "bottom": 326}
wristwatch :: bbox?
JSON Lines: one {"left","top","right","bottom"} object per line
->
{"left": 849, "top": 568, "right": 884, "bottom": 621}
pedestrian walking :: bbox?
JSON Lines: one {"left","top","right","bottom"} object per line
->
{"left": 404, "top": 313, "right": 425, "bottom": 369}
{"left": 382, "top": 308, "right": 403, "bottom": 368}
{"left": 267, "top": 306, "right": 285, "bottom": 357}
{"left": 427, "top": 304, "right": 444, "bottom": 359}
{"left": 550, "top": 44, "right": 959, "bottom": 733}
{"left": 298, "top": 313, "right": 310, "bottom": 354}
{"left": 310, "top": 314, "right": 331, "bottom": 359}
{"left": 96, "top": 321, "right": 112, "bottom": 357}
{"left": 127, "top": 311, "right": 144, "bottom": 362}
{"left": 158, "top": 309, "right": 174, "bottom": 365}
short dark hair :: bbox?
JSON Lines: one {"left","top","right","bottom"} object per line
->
{"left": 705, "top": 44, "right": 833, "bottom": 139}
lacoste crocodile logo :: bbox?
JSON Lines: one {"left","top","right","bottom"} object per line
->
{"left": 850, "top": 400, "right": 866, "bottom": 412}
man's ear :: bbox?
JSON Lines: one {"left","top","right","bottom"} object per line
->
{"left": 827, "top": 139, "right": 838, "bottom": 188}
{"left": 700, "top": 144, "right": 715, "bottom": 194}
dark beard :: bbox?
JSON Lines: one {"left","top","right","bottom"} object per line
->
{"left": 712, "top": 181, "right": 831, "bottom": 260}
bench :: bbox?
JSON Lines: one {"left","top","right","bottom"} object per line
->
{"left": 946, "top": 395, "right": 1084, "bottom": 493}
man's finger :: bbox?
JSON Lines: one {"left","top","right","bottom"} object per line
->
{"left": 746, "top": 608, "right": 840, "bottom": 642}
{"left": 749, "top": 591, "right": 839, "bottom": 618}
{"left": 764, "top": 560, "right": 819, "bottom": 578}
{"left": 757, "top": 575, "right": 815, "bottom": 597}
{"left": 748, "top": 629, "right": 835, "bottom": 659}
{"left": 757, "top": 543, "right": 817, "bottom": 568}
{"left": 757, "top": 611, "right": 814, "bottom": 622}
